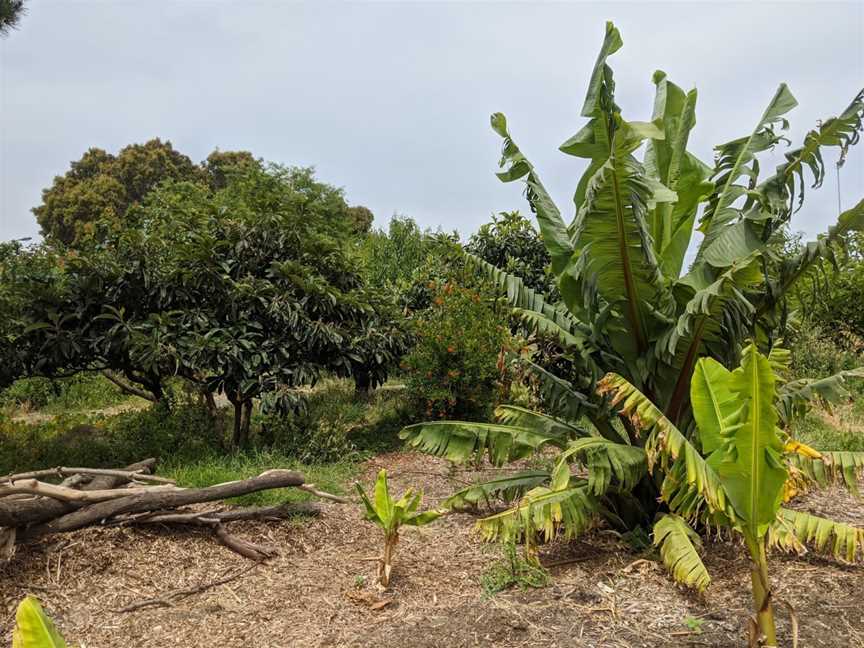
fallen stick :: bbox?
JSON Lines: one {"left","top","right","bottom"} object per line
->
{"left": 296, "top": 483, "right": 351, "bottom": 504}
{"left": 113, "top": 565, "right": 256, "bottom": 613}
{"left": 0, "top": 480, "right": 177, "bottom": 503}
{"left": 1, "top": 467, "right": 175, "bottom": 486}
{"left": 121, "top": 501, "right": 322, "bottom": 525}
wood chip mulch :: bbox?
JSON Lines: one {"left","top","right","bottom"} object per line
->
{"left": 1, "top": 451, "right": 862, "bottom": 647}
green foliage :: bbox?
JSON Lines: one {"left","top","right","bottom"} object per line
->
{"left": 355, "top": 469, "right": 442, "bottom": 532}
{"left": 403, "top": 282, "right": 508, "bottom": 419}
{"left": 0, "top": 0, "right": 25, "bottom": 37}
{"left": 601, "top": 344, "right": 864, "bottom": 643}
{"left": 400, "top": 23, "right": 864, "bottom": 574}
{"left": 0, "top": 403, "right": 215, "bottom": 474}
{"left": 480, "top": 538, "right": 550, "bottom": 596}
{"left": 12, "top": 596, "right": 67, "bottom": 648}
{"left": 0, "top": 374, "right": 129, "bottom": 413}
{"left": 5, "top": 163, "right": 408, "bottom": 446}
{"left": 466, "top": 211, "right": 553, "bottom": 295}
{"left": 361, "top": 216, "right": 430, "bottom": 290}
{"left": 163, "top": 449, "right": 355, "bottom": 508}
{"left": 34, "top": 140, "right": 203, "bottom": 246}
{"left": 789, "top": 322, "right": 864, "bottom": 380}
{"left": 259, "top": 378, "right": 413, "bottom": 463}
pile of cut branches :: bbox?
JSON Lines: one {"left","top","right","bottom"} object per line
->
{"left": 0, "top": 459, "right": 346, "bottom": 561}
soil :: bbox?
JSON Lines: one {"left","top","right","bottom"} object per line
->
{"left": 1, "top": 451, "right": 862, "bottom": 648}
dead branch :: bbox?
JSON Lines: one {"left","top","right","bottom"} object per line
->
{"left": 1, "top": 466, "right": 175, "bottom": 485}
{"left": 295, "top": 483, "right": 350, "bottom": 503}
{"left": 113, "top": 565, "right": 256, "bottom": 613}
{"left": 0, "top": 479, "right": 177, "bottom": 503}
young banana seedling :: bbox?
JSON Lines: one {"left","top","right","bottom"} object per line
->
{"left": 356, "top": 469, "right": 442, "bottom": 588}
{"left": 13, "top": 596, "right": 68, "bottom": 648}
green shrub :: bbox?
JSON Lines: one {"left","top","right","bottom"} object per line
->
{"left": 0, "top": 403, "right": 217, "bottom": 474}
{"left": 789, "top": 322, "right": 864, "bottom": 381}
{"left": 0, "top": 373, "right": 127, "bottom": 413}
{"left": 259, "top": 379, "right": 411, "bottom": 462}
{"left": 403, "top": 282, "right": 508, "bottom": 419}
{"left": 481, "top": 538, "right": 550, "bottom": 596}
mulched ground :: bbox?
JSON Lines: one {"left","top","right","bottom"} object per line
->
{"left": 1, "top": 451, "right": 862, "bottom": 647}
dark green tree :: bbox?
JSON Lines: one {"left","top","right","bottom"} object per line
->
{"left": 33, "top": 140, "right": 258, "bottom": 247}
{"left": 467, "top": 211, "right": 553, "bottom": 294}
{"left": 6, "top": 164, "right": 407, "bottom": 446}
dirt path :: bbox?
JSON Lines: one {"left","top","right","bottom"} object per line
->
{"left": 1, "top": 452, "right": 862, "bottom": 647}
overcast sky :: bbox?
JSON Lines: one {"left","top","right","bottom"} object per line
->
{"left": 1, "top": 1, "right": 862, "bottom": 253}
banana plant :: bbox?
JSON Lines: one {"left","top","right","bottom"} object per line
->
{"left": 598, "top": 344, "right": 864, "bottom": 646}
{"left": 355, "top": 469, "right": 442, "bottom": 588}
{"left": 13, "top": 596, "right": 68, "bottom": 648}
{"left": 401, "top": 21, "right": 863, "bottom": 548}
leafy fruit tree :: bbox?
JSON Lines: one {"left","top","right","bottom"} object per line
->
{"left": 466, "top": 210, "right": 552, "bottom": 295}
{"left": 401, "top": 21, "right": 864, "bottom": 595}
{"left": 34, "top": 140, "right": 206, "bottom": 246}
{"left": 4, "top": 164, "right": 408, "bottom": 446}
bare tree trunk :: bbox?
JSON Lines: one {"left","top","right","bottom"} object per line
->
{"left": 240, "top": 399, "right": 253, "bottom": 446}
{"left": 230, "top": 395, "right": 243, "bottom": 447}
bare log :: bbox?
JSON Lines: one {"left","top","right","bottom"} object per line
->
{"left": 20, "top": 469, "right": 306, "bottom": 540}
{"left": 0, "top": 480, "right": 177, "bottom": 503}
{"left": 1, "top": 467, "right": 175, "bottom": 485}
{"left": 0, "top": 459, "right": 157, "bottom": 528}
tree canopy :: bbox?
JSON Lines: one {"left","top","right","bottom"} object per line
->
{"left": 5, "top": 163, "right": 408, "bottom": 445}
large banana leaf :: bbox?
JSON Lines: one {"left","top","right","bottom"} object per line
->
{"left": 695, "top": 84, "right": 798, "bottom": 267}
{"left": 758, "top": 88, "right": 864, "bottom": 218}
{"left": 598, "top": 372, "right": 736, "bottom": 522}
{"left": 705, "top": 344, "right": 788, "bottom": 536}
{"left": 770, "top": 508, "right": 864, "bottom": 562}
{"left": 12, "top": 597, "right": 67, "bottom": 648}
{"left": 495, "top": 404, "right": 591, "bottom": 439}
{"left": 477, "top": 482, "right": 598, "bottom": 543}
{"left": 653, "top": 513, "right": 711, "bottom": 592}
{"left": 442, "top": 470, "right": 551, "bottom": 509}
{"left": 554, "top": 437, "right": 647, "bottom": 495}
{"left": 788, "top": 451, "right": 864, "bottom": 495}
{"left": 776, "top": 367, "right": 864, "bottom": 425}
{"left": 568, "top": 117, "right": 674, "bottom": 359}
{"left": 759, "top": 198, "right": 864, "bottom": 315}
{"left": 644, "top": 71, "right": 713, "bottom": 279}
{"left": 490, "top": 113, "right": 573, "bottom": 276}
{"left": 399, "top": 421, "right": 566, "bottom": 467}
{"left": 690, "top": 356, "right": 741, "bottom": 454}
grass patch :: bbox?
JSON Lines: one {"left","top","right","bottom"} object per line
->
{"left": 793, "top": 404, "right": 864, "bottom": 453}
{"left": 1, "top": 373, "right": 133, "bottom": 415}
{"left": 162, "top": 450, "right": 358, "bottom": 506}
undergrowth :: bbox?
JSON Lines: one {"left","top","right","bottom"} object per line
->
{"left": 481, "top": 539, "right": 550, "bottom": 597}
